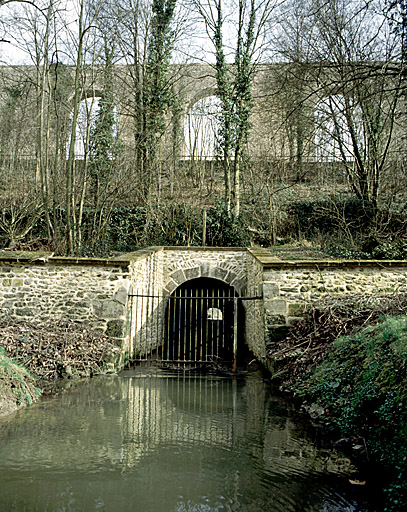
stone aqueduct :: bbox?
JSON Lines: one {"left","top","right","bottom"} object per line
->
{"left": 1, "top": 63, "right": 401, "bottom": 163}
{"left": 1, "top": 247, "right": 407, "bottom": 368}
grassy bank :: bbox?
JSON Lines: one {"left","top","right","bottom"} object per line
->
{"left": 0, "top": 348, "right": 41, "bottom": 417}
{"left": 267, "top": 297, "right": 407, "bottom": 512}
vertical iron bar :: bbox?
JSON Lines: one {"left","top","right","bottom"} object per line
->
{"left": 210, "top": 286, "right": 215, "bottom": 361}
{"left": 209, "top": 288, "right": 213, "bottom": 361}
{"left": 203, "top": 289, "right": 207, "bottom": 362}
{"left": 196, "top": 289, "right": 199, "bottom": 361}
{"left": 170, "top": 293, "right": 174, "bottom": 363}
{"left": 159, "top": 293, "right": 163, "bottom": 363}
{"left": 199, "top": 288, "right": 207, "bottom": 362}
{"left": 178, "top": 288, "right": 182, "bottom": 363}
{"left": 222, "top": 289, "right": 230, "bottom": 355}
{"left": 174, "top": 288, "right": 178, "bottom": 362}
{"left": 215, "top": 287, "right": 220, "bottom": 360}
{"left": 140, "top": 293, "right": 144, "bottom": 361}
{"left": 163, "top": 293, "right": 167, "bottom": 362}
{"left": 206, "top": 288, "right": 210, "bottom": 362}
{"left": 133, "top": 295, "right": 138, "bottom": 360}
{"left": 233, "top": 296, "right": 238, "bottom": 372}
{"left": 145, "top": 293, "right": 149, "bottom": 361}
{"left": 186, "top": 289, "right": 189, "bottom": 363}
{"left": 198, "top": 288, "right": 203, "bottom": 361}
{"left": 161, "top": 294, "right": 164, "bottom": 359}
{"left": 176, "top": 287, "right": 180, "bottom": 362}
{"left": 171, "top": 293, "right": 175, "bottom": 362}
{"left": 188, "top": 290, "right": 194, "bottom": 361}
{"left": 155, "top": 294, "right": 160, "bottom": 364}
{"left": 171, "top": 291, "right": 175, "bottom": 362}
{"left": 183, "top": 288, "right": 187, "bottom": 363}
{"left": 129, "top": 293, "right": 134, "bottom": 362}
{"left": 146, "top": 292, "right": 151, "bottom": 361}
{"left": 166, "top": 296, "right": 170, "bottom": 362}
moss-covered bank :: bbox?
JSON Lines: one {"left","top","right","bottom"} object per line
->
{"left": 268, "top": 300, "right": 407, "bottom": 512}
{"left": 0, "top": 348, "right": 41, "bottom": 417}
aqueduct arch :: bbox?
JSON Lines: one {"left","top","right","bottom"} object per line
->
{"left": 1, "top": 63, "right": 400, "bottom": 170}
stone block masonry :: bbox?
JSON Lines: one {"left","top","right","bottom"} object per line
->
{"left": 250, "top": 252, "right": 407, "bottom": 348}
{"left": 1, "top": 248, "right": 407, "bottom": 369}
{"left": 0, "top": 248, "right": 262, "bottom": 366}
{"left": 0, "top": 256, "right": 133, "bottom": 365}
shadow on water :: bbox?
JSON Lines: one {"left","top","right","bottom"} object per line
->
{"left": 0, "top": 369, "right": 373, "bottom": 512}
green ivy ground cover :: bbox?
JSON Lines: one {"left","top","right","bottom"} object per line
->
{"left": 296, "top": 316, "right": 407, "bottom": 511}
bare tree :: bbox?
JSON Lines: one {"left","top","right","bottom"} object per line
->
{"left": 193, "top": 0, "right": 281, "bottom": 216}
{"left": 268, "top": 0, "right": 405, "bottom": 209}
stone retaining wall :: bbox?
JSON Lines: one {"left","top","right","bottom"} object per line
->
{"left": 244, "top": 252, "right": 265, "bottom": 360}
{"left": 0, "top": 248, "right": 258, "bottom": 365}
{"left": 1, "top": 249, "right": 406, "bottom": 368}
{"left": 258, "top": 260, "right": 407, "bottom": 348}
{"left": 0, "top": 256, "right": 133, "bottom": 365}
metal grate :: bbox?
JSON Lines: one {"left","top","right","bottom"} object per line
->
{"left": 130, "top": 280, "right": 246, "bottom": 370}
{"left": 165, "top": 286, "right": 236, "bottom": 366}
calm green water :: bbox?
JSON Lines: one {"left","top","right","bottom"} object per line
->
{"left": 0, "top": 370, "right": 371, "bottom": 512}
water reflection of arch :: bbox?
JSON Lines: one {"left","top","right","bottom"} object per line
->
{"left": 122, "top": 375, "right": 238, "bottom": 468}
{"left": 120, "top": 373, "right": 336, "bottom": 476}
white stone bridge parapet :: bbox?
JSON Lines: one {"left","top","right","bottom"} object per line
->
{"left": 1, "top": 247, "right": 407, "bottom": 368}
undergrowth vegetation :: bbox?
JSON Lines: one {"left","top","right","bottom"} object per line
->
{"left": 301, "top": 317, "right": 407, "bottom": 511}
{"left": 269, "top": 298, "right": 407, "bottom": 511}
{"left": 0, "top": 347, "right": 40, "bottom": 411}
{"left": 288, "top": 198, "right": 407, "bottom": 260}
{"left": 3, "top": 194, "right": 405, "bottom": 258}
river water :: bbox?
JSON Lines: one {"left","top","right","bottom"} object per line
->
{"left": 0, "top": 369, "right": 371, "bottom": 512}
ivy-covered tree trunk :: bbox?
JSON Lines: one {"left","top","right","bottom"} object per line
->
{"left": 213, "top": 0, "right": 233, "bottom": 213}
{"left": 199, "top": 0, "right": 259, "bottom": 217}
{"left": 231, "top": 0, "right": 256, "bottom": 217}
{"left": 89, "top": 44, "right": 116, "bottom": 207}
{"left": 143, "top": 0, "right": 177, "bottom": 199}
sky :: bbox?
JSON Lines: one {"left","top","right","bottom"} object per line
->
{"left": 0, "top": 0, "right": 393, "bottom": 66}
{"left": 0, "top": 0, "right": 250, "bottom": 66}
{"left": 0, "top": 0, "right": 77, "bottom": 64}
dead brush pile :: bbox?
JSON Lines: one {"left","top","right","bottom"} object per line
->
{"left": 0, "top": 318, "right": 121, "bottom": 384}
{"left": 267, "top": 293, "right": 407, "bottom": 391}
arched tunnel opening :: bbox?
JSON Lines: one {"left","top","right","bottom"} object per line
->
{"left": 163, "top": 278, "right": 246, "bottom": 368}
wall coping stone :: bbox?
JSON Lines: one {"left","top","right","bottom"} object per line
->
{"left": 1, "top": 248, "right": 406, "bottom": 271}
{"left": 162, "top": 246, "right": 248, "bottom": 252}
{"left": 114, "top": 247, "right": 163, "bottom": 262}
{"left": 247, "top": 248, "right": 407, "bottom": 269}
{"left": 259, "top": 259, "right": 407, "bottom": 269}
{"left": 0, "top": 246, "right": 248, "bottom": 269}
{"left": 0, "top": 254, "right": 131, "bottom": 268}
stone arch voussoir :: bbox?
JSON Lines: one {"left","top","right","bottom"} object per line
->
{"left": 163, "top": 263, "right": 247, "bottom": 296}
